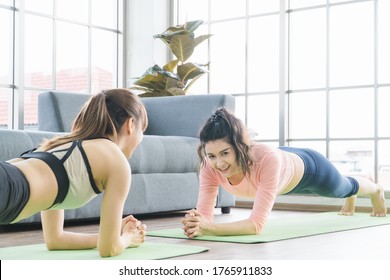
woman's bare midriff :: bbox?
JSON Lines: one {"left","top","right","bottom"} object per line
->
{"left": 10, "top": 159, "right": 58, "bottom": 223}
{"left": 279, "top": 152, "right": 305, "bottom": 194}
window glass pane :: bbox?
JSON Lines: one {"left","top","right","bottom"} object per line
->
{"left": 289, "top": 0, "right": 325, "bottom": 9}
{"left": 329, "top": 141, "right": 374, "bottom": 180}
{"left": 248, "top": 15, "right": 279, "bottom": 93}
{"left": 24, "top": 14, "right": 53, "bottom": 88}
{"left": 186, "top": 76, "right": 208, "bottom": 95}
{"left": 25, "top": 0, "right": 53, "bottom": 15}
{"left": 234, "top": 95, "right": 245, "bottom": 125}
{"left": 56, "top": 21, "right": 88, "bottom": 93}
{"left": 378, "top": 87, "right": 390, "bottom": 137}
{"left": 91, "top": 0, "right": 117, "bottom": 29}
{"left": 247, "top": 94, "right": 279, "bottom": 140}
{"left": 248, "top": 0, "right": 279, "bottom": 14}
{"left": 329, "top": 2, "right": 374, "bottom": 87}
{"left": 289, "top": 91, "right": 326, "bottom": 138}
{"left": 378, "top": 140, "right": 390, "bottom": 189}
{"left": 91, "top": 29, "right": 117, "bottom": 93}
{"left": 209, "top": 20, "right": 245, "bottom": 94}
{"left": 329, "top": 88, "right": 374, "bottom": 138}
{"left": 288, "top": 141, "right": 326, "bottom": 155}
{"left": 0, "top": 0, "right": 12, "bottom": 5}
{"left": 289, "top": 8, "right": 326, "bottom": 90}
{"left": 0, "top": 9, "right": 12, "bottom": 85}
{"left": 24, "top": 90, "right": 39, "bottom": 130}
{"left": 378, "top": 0, "right": 390, "bottom": 84}
{"left": 57, "top": 0, "right": 88, "bottom": 23}
{"left": 210, "top": 0, "right": 245, "bottom": 21}
{"left": 0, "top": 88, "right": 9, "bottom": 129}
{"left": 177, "top": 0, "right": 208, "bottom": 22}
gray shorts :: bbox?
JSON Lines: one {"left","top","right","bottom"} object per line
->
{"left": 0, "top": 162, "right": 30, "bottom": 224}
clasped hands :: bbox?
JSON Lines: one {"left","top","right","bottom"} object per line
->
{"left": 119, "top": 210, "right": 206, "bottom": 245}
{"left": 181, "top": 209, "right": 206, "bottom": 238}
{"left": 121, "top": 215, "right": 147, "bottom": 247}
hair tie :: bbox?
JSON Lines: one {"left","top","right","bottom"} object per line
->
{"left": 211, "top": 113, "right": 219, "bottom": 122}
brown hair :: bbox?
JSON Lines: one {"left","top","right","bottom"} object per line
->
{"left": 40, "top": 88, "right": 148, "bottom": 151}
{"left": 197, "top": 107, "right": 253, "bottom": 174}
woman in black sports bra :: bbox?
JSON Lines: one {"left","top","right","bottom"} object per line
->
{"left": 1, "top": 88, "right": 148, "bottom": 257}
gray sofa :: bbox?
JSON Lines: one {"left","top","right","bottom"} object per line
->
{"left": 0, "top": 91, "right": 235, "bottom": 224}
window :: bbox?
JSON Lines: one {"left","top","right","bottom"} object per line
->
{"left": 0, "top": 5, "right": 13, "bottom": 130}
{"left": 0, "top": 0, "right": 123, "bottom": 130}
{"left": 329, "top": 88, "right": 374, "bottom": 138}
{"left": 378, "top": 0, "right": 390, "bottom": 84}
{"left": 289, "top": 91, "right": 326, "bottom": 139}
{"left": 176, "top": 0, "right": 390, "bottom": 190}
{"left": 329, "top": 2, "right": 374, "bottom": 87}
{"left": 248, "top": 15, "right": 279, "bottom": 93}
{"left": 209, "top": 19, "right": 246, "bottom": 95}
{"left": 0, "top": 88, "right": 10, "bottom": 130}
{"left": 289, "top": 8, "right": 326, "bottom": 90}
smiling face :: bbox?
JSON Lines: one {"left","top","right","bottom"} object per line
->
{"left": 204, "top": 139, "right": 243, "bottom": 181}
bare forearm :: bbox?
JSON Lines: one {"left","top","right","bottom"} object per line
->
{"left": 203, "top": 219, "right": 257, "bottom": 236}
{"left": 45, "top": 231, "right": 99, "bottom": 250}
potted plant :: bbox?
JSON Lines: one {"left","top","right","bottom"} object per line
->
{"left": 129, "top": 20, "right": 212, "bottom": 97}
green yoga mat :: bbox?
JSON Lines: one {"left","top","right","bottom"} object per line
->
{"left": 0, "top": 242, "right": 208, "bottom": 260}
{"left": 148, "top": 212, "right": 390, "bottom": 243}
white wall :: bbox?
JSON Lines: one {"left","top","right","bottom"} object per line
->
{"left": 126, "top": 0, "right": 172, "bottom": 87}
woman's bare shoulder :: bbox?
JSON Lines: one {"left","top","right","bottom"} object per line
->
{"left": 82, "top": 139, "right": 130, "bottom": 178}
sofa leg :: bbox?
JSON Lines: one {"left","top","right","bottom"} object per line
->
{"left": 221, "top": 207, "right": 231, "bottom": 214}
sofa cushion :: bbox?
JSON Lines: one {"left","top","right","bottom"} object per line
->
{"left": 130, "top": 135, "right": 199, "bottom": 174}
{"left": 142, "top": 94, "right": 235, "bottom": 137}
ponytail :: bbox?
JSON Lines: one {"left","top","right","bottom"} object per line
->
{"left": 40, "top": 89, "right": 147, "bottom": 151}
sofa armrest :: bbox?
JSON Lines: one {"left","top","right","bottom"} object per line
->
{"left": 142, "top": 94, "right": 235, "bottom": 137}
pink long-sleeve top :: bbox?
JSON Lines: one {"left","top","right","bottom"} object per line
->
{"left": 197, "top": 143, "right": 298, "bottom": 234}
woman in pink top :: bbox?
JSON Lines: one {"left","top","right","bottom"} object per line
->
{"left": 181, "top": 108, "right": 386, "bottom": 237}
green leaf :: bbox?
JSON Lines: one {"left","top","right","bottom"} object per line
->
{"left": 155, "top": 26, "right": 187, "bottom": 39}
{"left": 177, "top": 62, "right": 207, "bottom": 82}
{"left": 128, "top": 85, "right": 152, "bottom": 93}
{"left": 153, "top": 26, "right": 188, "bottom": 45}
{"left": 139, "top": 91, "right": 172, "bottom": 98}
{"left": 133, "top": 75, "right": 166, "bottom": 92}
{"left": 166, "top": 77, "right": 184, "bottom": 89}
{"left": 185, "top": 20, "right": 204, "bottom": 33}
{"left": 153, "top": 20, "right": 203, "bottom": 45}
{"left": 163, "top": 60, "right": 180, "bottom": 72}
{"left": 170, "top": 34, "right": 195, "bottom": 62}
{"left": 166, "top": 87, "right": 185, "bottom": 96}
{"left": 142, "top": 64, "right": 180, "bottom": 80}
{"left": 146, "top": 64, "right": 179, "bottom": 80}
{"left": 194, "top": 34, "right": 213, "bottom": 47}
